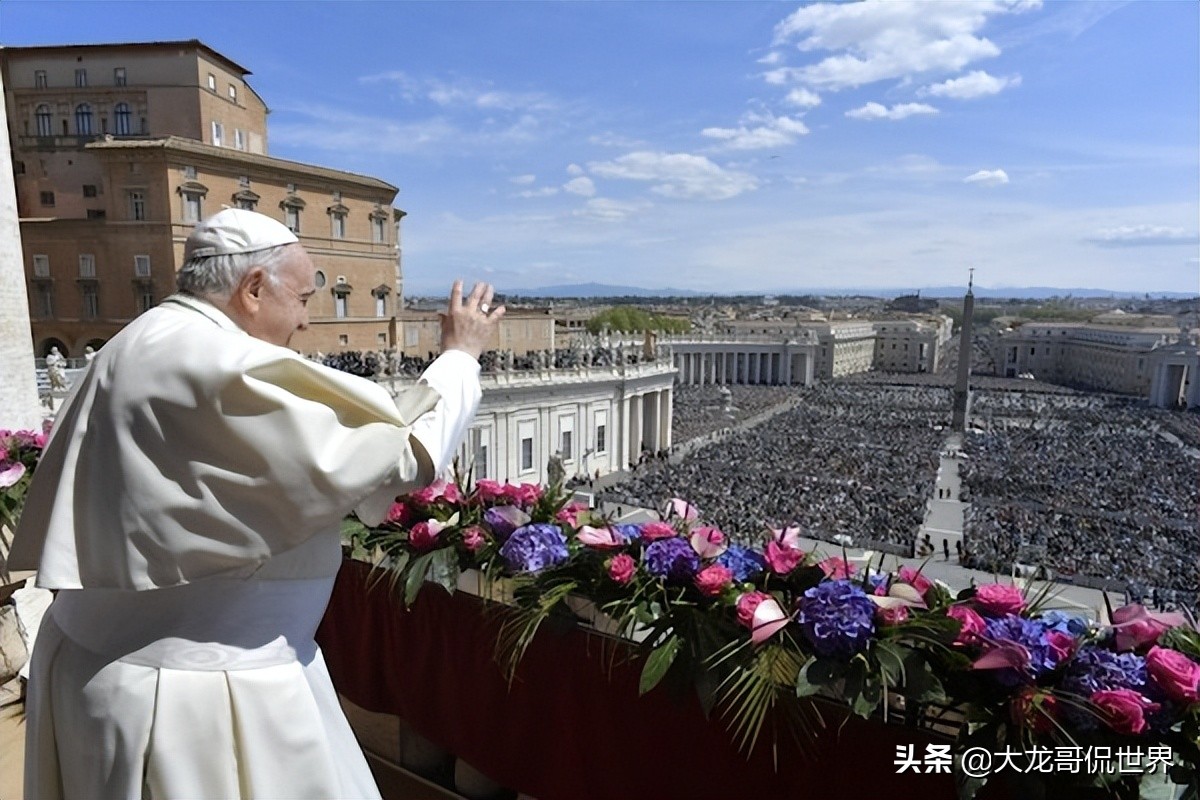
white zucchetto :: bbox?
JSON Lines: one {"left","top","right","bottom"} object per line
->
{"left": 184, "top": 208, "right": 300, "bottom": 259}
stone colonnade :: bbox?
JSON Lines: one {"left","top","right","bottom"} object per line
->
{"left": 670, "top": 343, "right": 814, "bottom": 387}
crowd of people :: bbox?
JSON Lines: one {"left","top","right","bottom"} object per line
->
{"left": 605, "top": 383, "right": 945, "bottom": 549}
{"left": 317, "top": 343, "right": 661, "bottom": 379}
{"left": 959, "top": 392, "right": 1199, "bottom": 610}
{"left": 670, "top": 385, "right": 798, "bottom": 443}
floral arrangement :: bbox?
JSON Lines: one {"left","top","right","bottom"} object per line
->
{"left": 345, "top": 476, "right": 1200, "bottom": 799}
{"left": 0, "top": 426, "right": 48, "bottom": 584}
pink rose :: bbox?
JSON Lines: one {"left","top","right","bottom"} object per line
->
{"left": 576, "top": 525, "right": 623, "bottom": 550}
{"left": 947, "top": 604, "right": 987, "bottom": 645}
{"left": 505, "top": 482, "right": 543, "bottom": 508}
{"left": 555, "top": 502, "right": 588, "bottom": 527}
{"left": 689, "top": 526, "right": 728, "bottom": 559}
{"left": 385, "top": 501, "right": 412, "bottom": 526}
{"left": 1091, "top": 688, "right": 1159, "bottom": 735}
{"left": 473, "top": 479, "right": 506, "bottom": 503}
{"left": 897, "top": 565, "right": 933, "bottom": 597}
{"left": 818, "top": 557, "right": 855, "bottom": 580}
{"left": 1046, "top": 630, "right": 1077, "bottom": 665}
{"left": 1146, "top": 646, "right": 1200, "bottom": 704}
{"left": 410, "top": 479, "right": 461, "bottom": 506}
{"left": 764, "top": 541, "right": 804, "bottom": 575}
{"left": 607, "top": 553, "right": 636, "bottom": 585}
{"left": 409, "top": 519, "right": 447, "bottom": 551}
{"left": 736, "top": 591, "right": 771, "bottom": 630}
{"left": 1111, "top": 604, "right": 1187, "bottom": 652}
{"left": 973, "top": 584, "right": 1025, "bottom": 616}
{"left": 750, "top": 597, "right": 791, "bottom": 645}
{"left": 461, "top": 525, "right": 488, "bottom": 553}
{"left": 876, "top": 605, "right": 910, "bottom": 626}
{"left": 640, "top": 521, "right": 677, "bottom": 541}
{"left": 694, "top": 565, "right": 734, "bottom": 597}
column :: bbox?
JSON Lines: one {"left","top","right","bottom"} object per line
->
{"left": 659, "top": 389, "right": 672, "bottom": 450}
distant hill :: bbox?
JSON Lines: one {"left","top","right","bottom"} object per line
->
{"left": 499, "top": 283, "right": 1195, "bottom": 300}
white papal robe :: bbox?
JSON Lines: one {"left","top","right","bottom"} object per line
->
{"left": 10, "top": 293, "right": 481, "bottom": 799}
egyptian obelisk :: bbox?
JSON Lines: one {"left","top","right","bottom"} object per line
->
{"left": 951, "top": 269, "right": 975, "bottom": 432}
{"left": 0, "top": 67, "right": 41, "bottom": 431}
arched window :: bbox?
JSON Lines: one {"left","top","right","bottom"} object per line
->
{"left": 35, "top": 104, "right": 52, "bottom": 137}
{"left": 114, "top": 103, "right": 131, "bottom": 135}
{"left": 74, "top": 103, "right": 93, "bottom": 135}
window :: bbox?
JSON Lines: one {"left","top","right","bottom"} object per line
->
{"left": 372, "top": 216, "right": 386, "bottom": 243}
{"left": 38, "top": 285, "right": 54, "bottom": 318}
{"left": 138, "top": 288, "right": 154, "bottom": 313}
{"left": 35, "top": 105, "right": 52, "bottom": 137}
{"left": 520, "top": 437, "right": 534, "bottom": 472}
{"left": 207, "top": 73, "right": 216, "bottom": 91}
{"left": 405, "top": 327, "right": 418, "bottom": 347}
{"left": 128, "top": 190, "right": 146, "bottom": 221}
{"left": 35, "top": 70, "right": 47, "bottom": 88}
{"left": 75, "top": 103, "right": 93, "bottom": 135}
{"left": 228, "top": 84, "right": 238, "bottom": 102}
{"left": 75, "top": 68, "right": 87, "bottom": 87}
{"left": 183, "top": 165, "right": 197, "bottom": 179}
{"left": 561, "top": 430, "right": 573, "bottom": 461}
{"left": 82, "top": 184, "right": 97, "bottom": 198}
{"left": 82, "top": 285, "right": 99, "bottom": 318}
{"left": 86, "top": 209, "right": 106, "bottom": 219}
{"left": 331, "top": 212, "right": 346, "bottom": 239}
{"left": 114, "top": 67, "right": 127, "bottom": 86}
{"left": 234, "top": 129, "right": 245, "bottom": 150}
{"left": 376, "top": 294, "right": 386, "bottom": 317}
{"left": 40, "top": 191, "right": 55, "bottom": 206}
{"left": 334, "top": 295, "right": 347, "bottom": 318}
{"left": 284, "top": 206, "right": 300, "bottom": 233}
{"left": 211, "top": 121, "right": 223, "bottom": 147}
{"left": 134, "top": 255, "right": 151, "bottom": 278}
{"left": 596, "top": 424, "right": 607, "bottom": 453}
{"left": 33, "top": 255, "right": 50, "bottom": 278}
{"left": 78, "top": 254, "right": 96, "bottom": 278}
{"left": 114, "top": 103, "right": 131, "bottom": 135}
{"left": 377, "top": 332, "right": 387, "bottom": 345}
{"left": 314, "top": 270, "right": 327, "bottom": 288}
{"left": 183, "top": 192, "right": 202, "bottom": 222}
{"left": 469, "top": 429, "right": 490, "bottom": 480}
{"left": 338, "top": 334, "right": 349, "bottom": 346}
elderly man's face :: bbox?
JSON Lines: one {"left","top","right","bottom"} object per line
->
{"left": 241, "top": 245, "right": 317, "bottom": 347}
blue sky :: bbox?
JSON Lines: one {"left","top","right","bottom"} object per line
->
{"left": 4, "top": 1, "right": 1198, "bottom": 295}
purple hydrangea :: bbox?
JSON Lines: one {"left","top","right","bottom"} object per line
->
{"left": 483, "top": 505, "right": 531, "bottom": 540}
{"left": 716, "top": 545, "right": 766, "bottom": 582}
{"left": 795, "top": 580, "right": 876, "bottom": 658}
{"left": 644, "top": 538, "right": 701, "bottom": 583}
{"left": 1062, "top": 646, "right": 1148, "bottom": 696}
{"left": 1040, "top": 610, "right": 1090, "bottom": 638}
{"left": 613, "top": 524, "right": 643, "bottom": 544}
{"left": 498, "top": 524, "right": 569, "bottom": 573}
{"left": 983, "top": 615, "right": 1057, "bottom": 686}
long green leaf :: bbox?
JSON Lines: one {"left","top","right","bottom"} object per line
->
{"left": 639, "top": 634, "right": 681, "bottom": 695}
{"left": 403, "top": 551, "right": 435, "bottom": 606}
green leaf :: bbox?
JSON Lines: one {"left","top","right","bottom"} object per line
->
{"left": 873, "top": 641, "right": 907, "bottom": 687}
{"left": 902, "top": 649, "right": 947, "bottom": 704}
{"left": 794, "top": 657, "right": 822, "bottom": 698}
{"left": 639, "top": 634, "right": 681, "bottom": 696}
{"left": 403, "top": 551, "right": 435, "bottom": 606}
{"left": 806, "top": 657, "right": 845, "bottom": 687}
{"left": 428, "top": 548, "right": 459, "bottom": 595}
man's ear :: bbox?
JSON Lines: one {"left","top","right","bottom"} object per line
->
{"left": 234, "top": 267, "right": 268, "bottom": 314}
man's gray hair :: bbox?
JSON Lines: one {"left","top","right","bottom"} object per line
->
{"left": 176, "top": 244, "right": 295, "bottom": 299}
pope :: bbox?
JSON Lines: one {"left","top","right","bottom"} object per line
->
{"left": 9, "top": 208, "right": 504, "bottom": 799}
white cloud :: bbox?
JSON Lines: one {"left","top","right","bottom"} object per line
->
{"left": 572, "top": 197, "right": 650, "bottom": 222}
{"left": 701, "top": 113, "right": 810, "bottom": 150}
{"left": 1087, "top": 225, "right": 1198, "bottom": 247}
{"left": 563, "top": 176, "right": 596, "bottom": 197}
{"left": 588, "top": 132, "right": 646, "bottom": 148}
{"left": 783, "top": 87, "right": 822, "bottom": 108}
{"left": 516, "top": 186, "right": 560, "bottom": 198}
{"left": 566, "top": 163, "right": 584, "bottom": 176}
{"left": 963, "top": 169, "right": 1010, "bottom": 186}
{"left": 588, "top": 151, "right": 759, "bottom": 200}
{"left": 846, "top": 102, "right": 939, "bottom": 121}
{"left": 359, "top": 71, "right": 554, "bottom": 112}
{"left": 921, "top": 70, "right": 1021, "bottom": 99}
{"left": 510, "top": 174, "right": 537, "bottom": 185}
{"left": 770, "top": 1, "right": 1039, "bottom": 90}
{"left": 758, "top": 51, "right": 785, "bottom": 65}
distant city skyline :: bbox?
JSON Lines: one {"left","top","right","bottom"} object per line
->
{"left": 3, "top": 0, "right": 1197, "bottom": 295}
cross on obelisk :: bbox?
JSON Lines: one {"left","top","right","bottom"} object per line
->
{"left": 0, "top": 67, "right": 41, "bottom": 431}
{"left": 951, "top": 269, "right": 975, "bottom": 432}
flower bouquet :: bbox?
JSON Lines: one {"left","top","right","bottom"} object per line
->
{"left": 0, "top": 427, "right": 48, "bottom": 585}
{"left": 345, "top": 477, "right": 1200, "bottom": 799}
